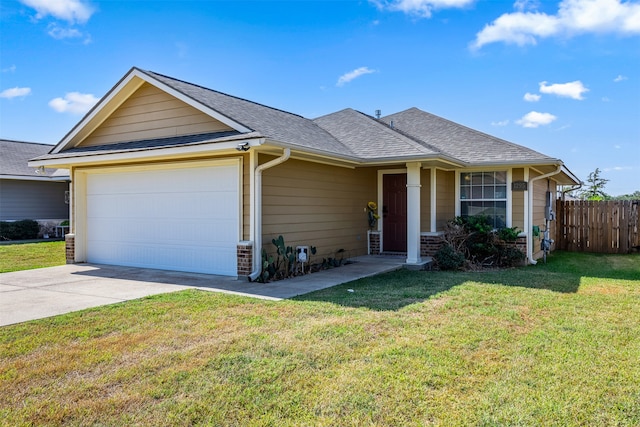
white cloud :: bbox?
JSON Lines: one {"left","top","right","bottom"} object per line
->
{"left": 516, "top": 111, "right": 557, "bottom": 128}
{"left": 491, "top": 119, "right": 510, "bottom": 126}
{"left": 514, "top": 0, "right": 540, "bottom": 12}
{"left": 2, "top": 65, "right": 17, "bottom": 73}
{"left": 370, "top": 0, "right": 475, "bottom": 18}
{"left": 48, "top": 92, "right": 98, "bottom": 114}
{"left": 603, "top": 166, "right": 632, "bottom": 171}
{"left": 0, "top": 87, "right": 32, "bottom": 99}
{"left": 539, "top": 80, "right": 588, "bottom": 100}
{"left": 48, "top": 24, "right": 82, "bottom": 39}
{"left": 471, "top": 0, "right": 640, "bottom": 49}
{"left": 47, "top": 24, "right": 92, "bottom": 44}
{"left": 523, "top": 92, "right": 541, "bottom": 102}
{"left": 614, "top": 74, "right": 628, "bottom": 82}
{"left": 336, "top": 67, "right": 377, "bottom": 87}
{"left": 20, "top": 0, "right": 95, "bottom": 24}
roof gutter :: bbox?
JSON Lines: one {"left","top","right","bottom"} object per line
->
{"left": 248, "top": 147, "right": 291, "bottom": 281}
{"left": 527, "top": 164, "right": 562, "bottom": 265}
{"left": 262, "top": 139, "right": 464, "bottom": 168}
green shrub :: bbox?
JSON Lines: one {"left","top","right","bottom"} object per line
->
{"left": 0, "top": 219, "right": 40, "bottom": 240}
{"left": 497, "top": 226, "right": 521, "bottom": 242}
{"left": 434, "top": 244, "right": 466, "bottom": 270}
{"left": 498, "top": 244, "right": 526, "bottom": 267}
{"left": 441, "top": 216, "right": 525, "bottom": 269}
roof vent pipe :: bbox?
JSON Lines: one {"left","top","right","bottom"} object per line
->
{"left": 375, "top": 110, "right": 381, "bottom": 119}
{"left": 390, "top": 120, "right": 394, "bottom": 129}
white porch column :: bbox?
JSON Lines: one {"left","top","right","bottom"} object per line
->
{"left": 430, "top": 167, "right": 437, "bottom": 232}
{"left": 406, "top": 162, "right": 422, "bottom": 264}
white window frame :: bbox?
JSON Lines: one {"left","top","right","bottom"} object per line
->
{"left": 455, "top": 169, "right": 512, "bottom": 228}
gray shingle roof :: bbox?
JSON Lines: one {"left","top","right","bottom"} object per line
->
{"left": 143, "top": 70, "right": 356, "bottom": 157}
{"left": 1, "top": 139, "right": 68, "bottom": 178}
{"left": 313, "top": 109, "right": 440, "bottom": 160}
{"left": 35, "top": 69, "right": 564, "bottom": 169}
{"left": 380, "top": 107, "right": 557, "bottom": 165}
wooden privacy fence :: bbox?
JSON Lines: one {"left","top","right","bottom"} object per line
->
{"left": 556, "top": 200, "right": 640, "bottom": 254}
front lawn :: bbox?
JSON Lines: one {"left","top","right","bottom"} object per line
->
{"left": 1, "top": 252, "right": 639, "bottom": 426}
{"left": 0, "top": 240, "right": 65, "bottom": 273}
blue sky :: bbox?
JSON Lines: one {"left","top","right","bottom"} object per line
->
{"left": 1, "top": 0, "right": 639, "bottom": 195}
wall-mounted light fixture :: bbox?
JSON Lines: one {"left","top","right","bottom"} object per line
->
{"left": 236, "top": 142, "right": 250, "bottom": 152}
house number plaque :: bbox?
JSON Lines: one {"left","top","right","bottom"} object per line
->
{"left": 511, "top": 181, "right": 528, "bottom": 191}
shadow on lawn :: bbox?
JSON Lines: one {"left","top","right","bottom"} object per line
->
{"left": 295, "top": 252, "right": 640, "bottom": 312}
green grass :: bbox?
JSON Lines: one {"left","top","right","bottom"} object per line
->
{"left": 1, "top": 251, "right": 639, "bottom": 426}
{"left": 0, "top": 241, "right": 66, "bottom": 273}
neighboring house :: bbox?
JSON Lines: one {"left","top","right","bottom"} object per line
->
{"left": 29, "top": 67, "right": 579, "bottom": 277}
{"left": 1, "top": 139, "right": 69, "bottom": 236}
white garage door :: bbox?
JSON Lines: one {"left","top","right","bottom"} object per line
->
{"left": 85, "top": 161, "right": 239, "bottom": 276}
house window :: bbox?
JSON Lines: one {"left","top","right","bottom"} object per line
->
{"left": 460, "top": 171, "right": 507, "bottom": 228}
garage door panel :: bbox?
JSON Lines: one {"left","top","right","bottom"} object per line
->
{"left": 86, "top": 163, "right": 239, "bottom": 276}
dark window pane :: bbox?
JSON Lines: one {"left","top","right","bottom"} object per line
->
{"left": 461, "top": 202, "right": 469, "bottom": 216}
{"left": 472, "top": 186, "right": 482, "bottom": 199}
{"left": 461, "top": 186, "right": 470, "bottom": 199}
{"left": 483, "top": 172, "right": 495, "bottom": 185}
{"left": 484, "top": 186, "right": 495, "bottom": 199}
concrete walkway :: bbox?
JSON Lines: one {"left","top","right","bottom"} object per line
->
{"left": 0, "top": 255, "right": 407, "bottom": 326}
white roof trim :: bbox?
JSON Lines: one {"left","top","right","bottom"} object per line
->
{"left": 52, "top": 71, "right": 144, "bottom": 154}
{"left": 51, "top": 68, "right": 252, "bottom": 155}
{"left": 0, "top": 174, "right": 69, "bottom": 182}
{"left": 29, "top": 137, "right": 263, "bottom": 169}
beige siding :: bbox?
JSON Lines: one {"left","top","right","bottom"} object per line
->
{"left": 531, "top": 171, "right": 558, "bottom": 259}
{"left": 261, "top": 158, "right": 377, "bottom": 260}
{"left": 420, "top": 169, "right": 431, "bottom": 231}
{"left": 512, "top": 168, "right": 525, "bottom": 231}
{"left": 242, "top": 153, "right": 251, "bottom": 241}
{"left": 436, "top": 169, "right": 455, "bottom": 229}
{"left": 79, "top": 83, "right": 234, "bottom": 147}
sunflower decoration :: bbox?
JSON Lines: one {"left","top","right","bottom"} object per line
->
{"left": 367, "top": 201, "right": 380, "bottom": 228}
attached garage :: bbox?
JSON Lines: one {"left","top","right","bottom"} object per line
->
{"left": 78, "top": 159, "right": 241, "bottom": 276}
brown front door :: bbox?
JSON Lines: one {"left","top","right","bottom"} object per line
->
{"left": 383, "top": 173, "right": 407, "bottom": 252}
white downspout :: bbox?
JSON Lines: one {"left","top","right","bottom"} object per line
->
{"left": 249, "top": 148, "right": 291, "bottom": 281}
{"left": 527, "top": 165, "right": 562, "bottom": 265}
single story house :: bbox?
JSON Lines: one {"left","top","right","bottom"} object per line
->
{"left": 29, "top": 67, "right": 579, "bottom": 278}
{"left": 1, "top": 139, "right": 69, "bottom": 236}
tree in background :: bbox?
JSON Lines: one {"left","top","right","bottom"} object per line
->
{"left": 615, "top": 190, "right": 640, "bottom": 201}
{"left": 579, "top": 168, "right": 610, "bottom": 200}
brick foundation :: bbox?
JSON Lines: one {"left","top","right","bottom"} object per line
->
{"left": 65, "top": 233, "right": 75, "bottom": 264}
{"left": 420, "top": 233, "right": 445, "bottom": 256}
{"left": 368, "top": 231, "right": 381, "bottom": 255}
{"left": 237, "top": 241, "right": 253, "bottom": 277}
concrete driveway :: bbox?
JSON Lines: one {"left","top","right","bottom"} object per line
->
{"left": 0, "top": 256, "right": 405, "bottom": 326}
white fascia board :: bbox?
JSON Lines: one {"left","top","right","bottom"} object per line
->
{"left": 53, "top": 68, "right": 252, "bottom": 154}
{"left": 466, "top": 159, "right": 563, "bottom": 169}
{"left": 263, "top": 140, "right": 361, "bottom": 165}
{"left": 0, "top": 174, "right": 68, "bottom": 182}
{"left": 138, "top": 69, "right": 252, "bottom": 133}
{"left": 29, "top": 138, "right": 264, "bottom": 169}
{"left": 52, "top": 70, "right": 145, "bottom": 154}
{"left": 264, "top": 140, "right": 465, "bottom": 169}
